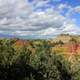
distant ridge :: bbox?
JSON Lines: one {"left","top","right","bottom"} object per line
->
{"left": 0, "top": 33, "right": 80, "bottom": 40}
{"left": 52, "top": 34, "right": 80, "bottom": 43}
{"left": 0, "top": 34, "right": 15, "bottom": 38}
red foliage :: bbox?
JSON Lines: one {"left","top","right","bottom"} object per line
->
{"left": 64, "top": 43, "right": 80, "bottom": 54}
{"left": 14, "top": 40, "right": 31, "bottom": 47}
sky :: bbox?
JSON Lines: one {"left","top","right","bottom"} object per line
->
{"left": 0, "top": 0, "right": 80, "bottom": 39}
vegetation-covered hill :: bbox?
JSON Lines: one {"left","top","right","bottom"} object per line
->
{"left": 0, "top": 34, "right": 80, "bottom": 80}
{"left": 50, "top": 34, "right": 80, "bottom": 55}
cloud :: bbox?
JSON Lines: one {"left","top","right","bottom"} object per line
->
{"left": 0, "top": 0, "right": 79, "bottom": 39}
{"left": 0, "top": 0, "right": 33, "bottom": 18}
{"left": 62, "top": 20, "right": 80, "bottom": 35}
{"left": 66, "top": 5, "right": 80, "bottom": 17}
{"left": 74, "top": 6, "right": 80, "bottom": 13}
{"left": 58, "top": 4, "right": 69, "bottom": 10}
{"left": 0, "top": 7, "right": 65, "bottom": 31}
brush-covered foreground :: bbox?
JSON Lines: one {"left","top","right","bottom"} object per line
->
{"left": 0, "top": 34, "right": 80, "bottom": 80}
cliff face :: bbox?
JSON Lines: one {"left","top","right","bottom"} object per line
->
{"left": 52, "top": 34, "right": 71, "bottom": 43}
{"left": 52, "top": 34, "right": 80, "bottom": 43}
{"left": 51, "top": 34, "right": 80, "bottom": 55}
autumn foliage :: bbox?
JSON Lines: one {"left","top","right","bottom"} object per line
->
{"left": 0, "top": 34, "right": 80, "bottom": 80}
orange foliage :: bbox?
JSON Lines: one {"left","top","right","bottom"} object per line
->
{"left": 61, "top": 43, "right": 80, "bottom": 54}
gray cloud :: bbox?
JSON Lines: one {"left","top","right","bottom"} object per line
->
{"left": 0, "top": 8, "right": 65, "bottom": 31}
{"left": 0, "top": 0, "right": 79, "bottom": 38}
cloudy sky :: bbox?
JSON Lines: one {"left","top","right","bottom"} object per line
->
{"left": 0, "top": 0, "right": 80, "bottom": 39}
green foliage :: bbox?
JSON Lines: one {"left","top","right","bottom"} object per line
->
{"left": 0, "top": 39, "right": 79, "bottom": 80}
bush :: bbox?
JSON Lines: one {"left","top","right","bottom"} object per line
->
{"left": 0, "top": 39, "right": 79, "bottom": 80}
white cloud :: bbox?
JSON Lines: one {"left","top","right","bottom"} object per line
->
{"left": 62, "top": 20, "right": 80, "bottom": 35}
{"left": 32, "top": 0, "right": 49, "bottom": 8}
{"left": 58, "top": 4, "right": 68, "bottom": 10}
{"left": 66, "top": 5, "right": 80, "bottom": 18}
{"left": 37, "top": 27, "right": 56, "bottom": 35}
{"left": 0, "top": 8, "right": 65, "bottom": 31}
{"left": 0, "top": 0, "right": 79, "bottom": 39}
{"left": 73, "top": 6, "right": 80, "bottom": 13}
{"left": 0, "top": 0, "right": 33, "bottom": 18}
